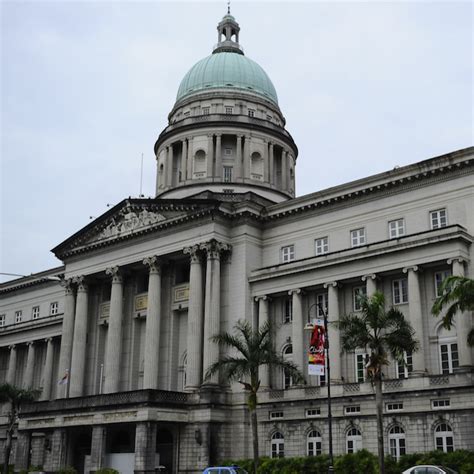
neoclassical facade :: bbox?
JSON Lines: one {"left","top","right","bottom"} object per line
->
{"left": 0, "top": 12, "right": 473, "bottom": 474}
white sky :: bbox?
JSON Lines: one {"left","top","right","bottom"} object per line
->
{"left": 1, "top": 0, "right": 472, "bottom": 281}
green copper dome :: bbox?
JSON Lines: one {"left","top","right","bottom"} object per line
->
{"left": 176, "top": 52, "right": 279, "bottom": 105}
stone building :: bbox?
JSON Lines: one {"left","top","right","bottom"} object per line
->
{"left": 0, "top": 12, "right": 473, "bottom": 474}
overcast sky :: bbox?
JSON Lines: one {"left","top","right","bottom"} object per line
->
{"left": 1, "top": 0, "right": 472, "bottom": 282}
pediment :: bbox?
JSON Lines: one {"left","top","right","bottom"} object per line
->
{"left": 53, "top": 199, "right": 212, "bottom": 258}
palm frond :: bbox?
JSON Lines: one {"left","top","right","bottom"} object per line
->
{"left": 339, "top": 313, "right": 371, "bottom": 351}
{"left": 432, "top": 276, "right": 474, "bottom": 323}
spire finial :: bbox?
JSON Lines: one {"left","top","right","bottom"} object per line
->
{"left": 227, "top": 0, "right": 231, "bottom": 15}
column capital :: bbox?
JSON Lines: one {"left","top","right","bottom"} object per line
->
{"left": 403, "top": 265, "right": 420, "bottom": 274}
{"left": 200, "top": 240, "right": 231, "bottom": 260}
{"left": 105, "top": 266, "right": 122, "bottom": 283}
{"left": 361, "top": 274, "right": 377, "bottom": 282}
{"left": 288, "top": 288, "right": 303, "bottom": 296}
{"left": 45, "top": 337, "right": 53, "bottom": 343}
{"left": 255, "top": 295, "right": 271, "bottom": 303}
{"left": 183, "top": 244, "right": 202, "bottom": 263}
{"left": 447, "top": 257, "right": 468, "bottom": 266}
{"left": 73, "top": 275, "right": 88, "bottom": 291}
{"left": 60, "top": 278, "right": 74, "bottom": 292}
{"left": 8, "top": 344, "right": 16, "bottom": 350}
{"left": 26, "top": 341, "right": 34, "bottom": 347}
{"left": 323, "top": 281, "right": 339, "bottom": 289}
{"left": 143, "top": 256, "right": 163, "bottom": 274}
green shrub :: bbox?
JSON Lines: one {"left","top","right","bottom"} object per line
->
{"left": 56, "top": 467, "right": 77, "bottom": 474}
{"left": 95, "top": 469, "right": 119, "bottom": 474}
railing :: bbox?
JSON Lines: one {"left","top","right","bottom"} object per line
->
{"left": 0, "top": 313, "right": 63, "bottom": 332}
{"left": 20, "top": 389, "right": 194, "bottom": 416}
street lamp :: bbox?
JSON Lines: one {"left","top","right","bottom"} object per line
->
{"left": 305, "top": 302, "right": 334, "bottom": 474}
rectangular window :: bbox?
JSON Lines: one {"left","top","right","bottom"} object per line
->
{"left": 440, "top": 343, "right": 459, "bottom": 374}
{"left": 202, "top": 107, "right": 210, "bottom": 115}
{"left": 305, "top": 408, "right": 321, "bottom": 418}
{"left": 392, "top": 278, "right": 408, "bottom": 304}
{"left": 345, "top": 405, "right": 361, "bottom": 414}
{"left": 223, "top": 166, "right": 233, "bottom": 183}
{"left": 225, "top": 106, "right": 233, "bottom": 115}
{"left": 50, "top": 302, "right": 59, "bottom": 315}
{"left": 183, "top": 111, "right": 190, "bottom": 117}
{"left": 430, "top": 208, "right": 447, "bottom": 229}
{"left": 316, "top": 293, "right": 328, "bottom": 318}
{"left": 356, "top": 353, "right": 367, "bottom": 382}
{"left": 0, "top": 314, "right": 5, "bottom": 327}
{"left": 281, "top": 245, "right": 295, "bottom": 263}
{"left": 434, "top": 270, "right": 451, "bottom": 297}
{"left": 386, "top": 402, "right": 404, "bottom": 412}
{"left": 224, "top": 147, "right": 233, "bottom": 156}
{"left": 315, "top": 237, "right": 329, "bottom": 255}
{"left": 353, "top": 286, "right": 367, "bottom": 311}
{"left": 396, "top": 352, "right": 413, "bottom": 379}
{"left": 266, "top": 114, "right": 272, "bottom": 121}
{"left": 283, "top": 298, "right": 293, "bottom": 324}
{"left": 248, "top": 109, "right": 255, "bottom": 117}
{"left": 32, "top": 306, "right": 40, "bottom": 320}
{"left": 432, "top": 399, "right": 450, "bottom": 409}
{"left": 15, "top": 310, "right": 22, "bottom": 323}
{"left": 269, "top": 411, "right": 284, "bottom": 420}
{"left": 389, "top": 219, "right": 405, "bottom": 238}
{"left": 351, "top": 228, "right": 366, "bottom": 247}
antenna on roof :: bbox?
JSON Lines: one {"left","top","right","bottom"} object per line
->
{"left": 139, "top": 152, "right": 144, "bottom": 197}
{"left": 227, "top": 0, "right": 231, "bottom": 14}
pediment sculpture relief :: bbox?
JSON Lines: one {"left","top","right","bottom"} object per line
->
{"left": 98, "top": 208, "right": 166, "bottom": 240}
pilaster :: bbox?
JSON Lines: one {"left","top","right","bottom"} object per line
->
{"left": 181, "top": 139, "right": 188, "bottom": 182}
{"left": 215, "top": 134, "right": 222, "bottom": 179}
{"left": 323, "top": 281, "right": 342, "bottom": 381}
{"left": 255, "top": 296, "right": 270, "bottom": 388}
{"left": 289, "top": 289, "right": 305, "bottom": 376}
{"left": 24, "top": 341, "right": 36, "bottom": 388}
{"left": 41, "top": 338, "right": 54, "bottom": 400}
{"left": 6, "top": 345, "right": 17, "bottom": 384}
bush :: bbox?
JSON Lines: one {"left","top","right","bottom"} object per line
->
{"left": 95, "top": 470, "right": 119, "bottom": 474}
{"left": 56, "top": 467, "right": 77, "bottom": 474}
{"left": 223, "top": 449, "right": 474, "bottom": 474}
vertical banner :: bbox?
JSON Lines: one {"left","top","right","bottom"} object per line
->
{"left": 308, "top": 319, "right": 325, "bottom": 375}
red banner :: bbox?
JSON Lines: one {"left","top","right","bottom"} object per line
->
{"left": 308, "top": 319, "right": 325, "bottom": 375}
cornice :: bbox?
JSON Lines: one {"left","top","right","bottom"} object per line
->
{"left": 0, "top": 266, "right": 64, "bottom": 294}
{"left": 264, "top": 148, "right": 473, "bottom": 222}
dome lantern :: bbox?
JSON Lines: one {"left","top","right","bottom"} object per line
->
{"left": 213, "top": 9, "right": 243, "bottom": 55}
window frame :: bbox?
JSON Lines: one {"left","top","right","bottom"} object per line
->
{"left": 439, "top": 341, "right": 459, "bottom": 374}
{"left": 355, "top": 353, "right": 367, "bottom": 383}
{"left": 202, "top": 107, "right": 210, "bottom": 115}
{"left": 388, "top": 426, "right": 406, "bottom": 460}
{"left": 50, "top": 301, "right": 59, "bottom": 316}
{"left": 15, "top": 310, "right": 22, "bottom": 324}
{"left": 434, "top": 270, "right": 451, "bottom": 297}
{"left": 248, "top": 108, "right": 255, "bottom": 117}
{"left": 430, "top": 208, "right": 447, "bottom": 230}
{"left": 282, "top": 344, "right": 294, "bottom": 389}
{"left": 225, "top": 106, "right": 233, "bottom": 115}
{"left": 271, "top": 432, "right": 284, "bottom": 458}
{"left": 307, "top": 430, "right": 322, "bottom": 456}
{"left": 32, "top": 306, "right": 40, "bottom": 320}
{"left": 223, "top": 166, "right": 233, "bottom": 183}
{"left": 283, "top": 297, "right": 293, "bottom": 324}
{"left": 392, "top": 278, "right": 408, "bottom": 305}
{"left": 281, "top": 245, "right": 295, "bottom": 263}
{"left": 0, "top": 314, "right": 5, "bottom": 327}
{"left": 351, "top": 228, "right": 366, "bottom": 247}
{"left": 353, "top": 286, "right": 367, "bottom": 311}
{"left": 396, "top": 351, "right": 413, "bottom": 379}
{"left": 435, "top": 423, "right": 454, "bottom": 453}
{"left": 388, "top": 218, "right": 405, "bottom": 239}
{"left": 346, "top": 427, "right": 362, "bottom": 454}
{"left": 315, "top": 236, "right": 329, "bottom": 256}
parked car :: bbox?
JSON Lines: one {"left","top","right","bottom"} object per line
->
{"left": 203, "top": 467, "right": 248, "bottom": 474}
{"left": 402, "top": 466, "right": 458, "bottom": 474}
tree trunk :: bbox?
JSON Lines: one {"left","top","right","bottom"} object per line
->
{"left": 375, "top": 376, "right": 385, "bottom": 474}
{"left": 251, "top": 406, "right": 259, "bottom": 474}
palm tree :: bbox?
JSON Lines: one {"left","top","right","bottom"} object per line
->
{"left": 339, "top": 291, "right": 418, "bottom": 474}
{"left": 0, "top": 383, "right": 41, "bottom": 474}
{"left": 432, "top": 276, "right": 474, "bottom": 346}
{"left": 205, "top": 319, "right": 305, "bottom": 474}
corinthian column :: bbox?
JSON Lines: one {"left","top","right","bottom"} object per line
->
{"left": 282, "top": 150, "right": 289, "bottom": 191}
{"left": 263, "top": 141, "right": 270, "bottom": 182}
{"left": 143, "top": 256, "right": 163, "bottom": 389}
{"left": 362, "top": 274, "right": 377, "bottom": 296}
{"left": 24, "top": 341, "right": 36, "bottom": 388}
{"left": 41, "top": 338, "right": 54, "bottom": 400}
{"left": 183, "top": 245, "right": 204, "bottom": 390}
{"left": 269, "top": 142, "right": 274, "bottom": 185}
{"left": 403, "top": 266, "right": 426, "bottom": 374}
{"left": 181, "top": 139, "right": 188, "bottom": 182}
{"left": 201, "top": 240, "right": 231, "bottom": 385}
{"left": 207, "top": 135, "right": 214, "bottom": 177}
{"left": 324, "top": 282, "right": 342, "bottom": 381}
{"left": 166, "top": 145, "right": 173, "bottom": 187}
{"left": 235, "top": 135, "right": 243, "bottom": 181}
{"left": 6, "top": 346, "right": 17, "bottom": 385}
{"left": 448, "top": 258, "right": 472, "bottom": 369}
{"left": 256, "top": 296, "right": 270, "bottom": 388}
{"left": 70, "top": 276, "right": 89, "bottom": 397}
{"left": 215, "top": 134, "right": 222, "bottom": 179}
{"left": 57, "top": 279, "right": 76, "bottom": 398}
{"left": 104, "top": 266, "right": 124, "bottom": 393}
{"left": 289, "top": 289, "right": 305, "bottom": 376}
{"left": 243, "top": 136, "right": 250, "bottom": 179}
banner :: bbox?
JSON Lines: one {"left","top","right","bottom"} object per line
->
{"left": 308, "top": 319, "right": 325, "bottom": 376}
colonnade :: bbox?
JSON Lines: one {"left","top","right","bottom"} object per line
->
{"left": 252, "top": 258, "right": 472, "bottom": 386}
{"left": 159, "top": 134, "right": 294, "bottom": 192}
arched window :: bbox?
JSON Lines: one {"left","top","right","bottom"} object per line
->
{"left": 282, "top": 344, "right": 293, "bottom": 389}
{"left": 250, "top": 152, "right": 263, "bottom": 181}
{"left": 271, "top": 432, "right": 284, "bottom": 458}
{"left": 388, "top": 426, "right": 406, "bottom": 460}
{"left": 307, "top": 430, "right": 322, "bottom": 456}
{"left": 193, "top": 150, "right": 206, "bottom": 178}
{"left": 346, "top": 427, "right": 362, "bottom": 453}
{"left": 435, "top": 423, "right": 454, "bottom": 452}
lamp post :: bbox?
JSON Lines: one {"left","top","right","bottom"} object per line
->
{"left": 306, "top": 302, "right": 334, "bottom": 474}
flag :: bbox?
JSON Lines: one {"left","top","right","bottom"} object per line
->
{"left": 308, "top": 319, "right": 325, "bottom": 376}
{"left": 58, "top": 370, "right": 69, "bottom": 385}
